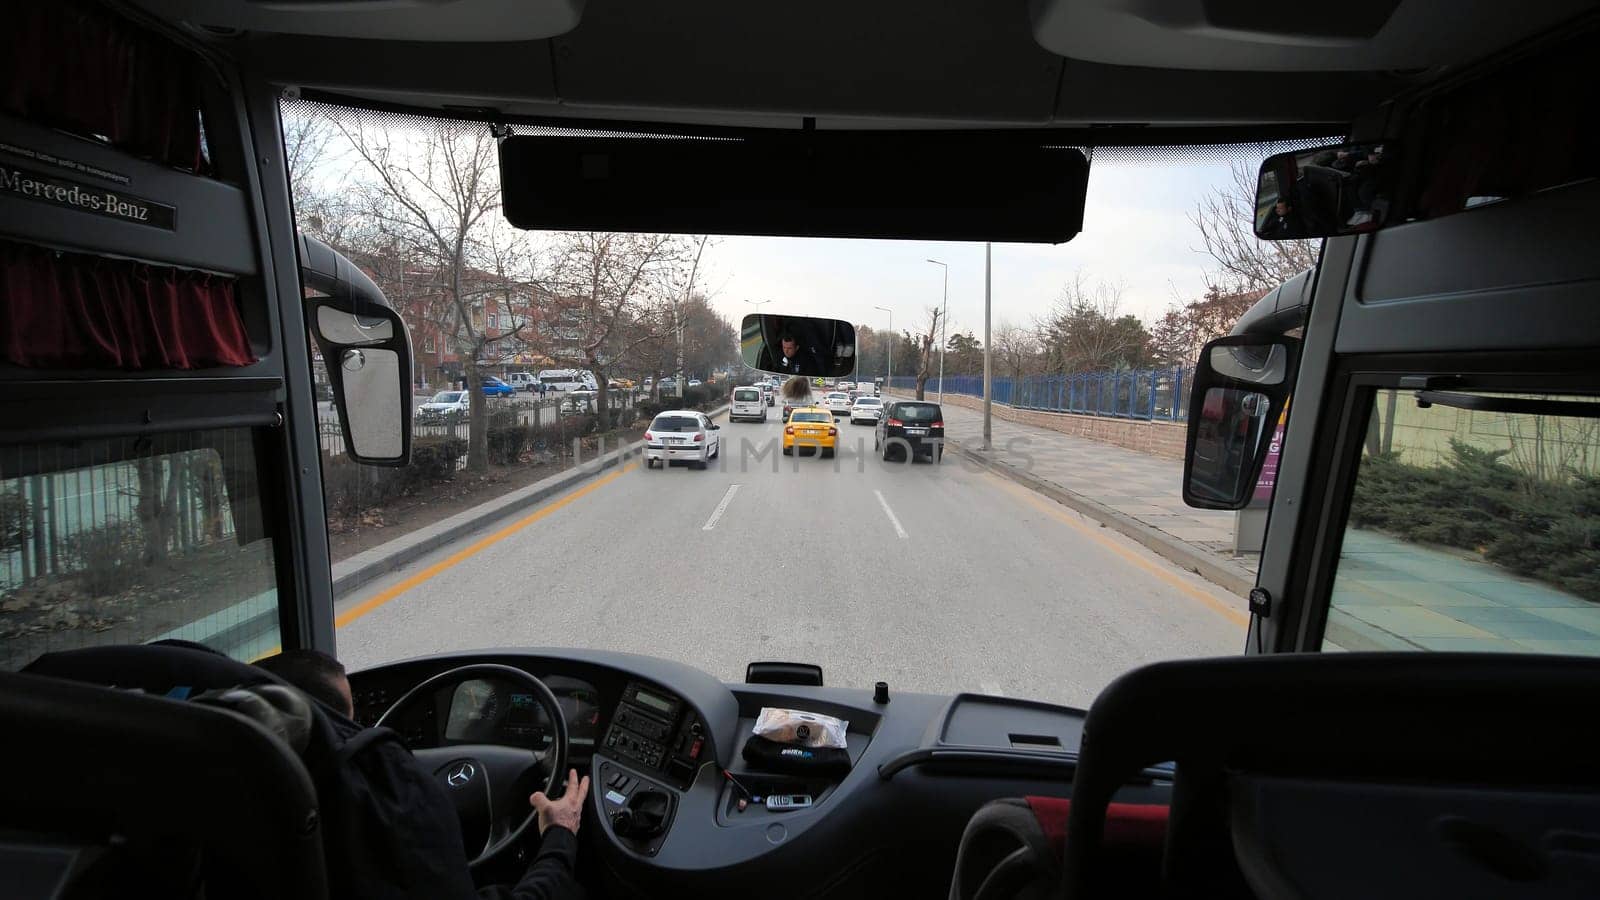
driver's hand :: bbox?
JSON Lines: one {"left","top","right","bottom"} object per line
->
{"left": 530, "top": 769, "right": 590, "bottom": 836}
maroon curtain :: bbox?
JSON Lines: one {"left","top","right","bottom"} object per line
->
{"left": 1, "top": 2, "right": 208, "bottom": 173}
{"left": 1, "top": 241, "right": 255, "bottom": 370}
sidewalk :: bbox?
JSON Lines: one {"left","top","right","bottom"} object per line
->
{"left": 916, "top": 395, "right": 1259, "bottom": 594}
{"left": 1328, "top": 530, "right": 1600, "bottom": 654}
{"left": 911, "top": 393, "right": 1600, "bottom": 654}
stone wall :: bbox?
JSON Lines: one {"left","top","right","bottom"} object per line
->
{"left": 887, "top": 388, "right": 1188, "bottom": 460}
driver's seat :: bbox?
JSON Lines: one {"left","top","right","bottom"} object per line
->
{"left": 0, "top": 668, "right": 328, "bottom": 900}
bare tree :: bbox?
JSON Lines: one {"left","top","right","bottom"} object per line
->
{"left": 336, "top": 117, "right": 532, "bottom": 471}
{"left": 1147, "top": 285, "right": 1266, "bottom": 368}
{"left": 914, "top": 307, "right": 943, "bottom": 400}
{"left": 1035, "top": 274, "right": 1150, "bottom": 374}
{"left": 991, "top": 321, "right": 1040, "bottom": 382}
{"left": 534, "top": 232, "right": 689, "bottom": 429}
{"left": 1192, "top": 162, "right": 1320, "bottom": 295}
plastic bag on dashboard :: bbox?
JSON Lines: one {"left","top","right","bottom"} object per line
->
{"left": 752, "top": 707, "right": 849, "bottom": 749}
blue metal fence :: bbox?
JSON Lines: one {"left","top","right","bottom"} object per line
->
{"left": 886, "top": 368, "right": 1190, "bottom": 421}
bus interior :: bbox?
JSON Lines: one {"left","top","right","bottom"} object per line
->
{"left": 3, "top": 2, "right": 1600, "bottom": 898}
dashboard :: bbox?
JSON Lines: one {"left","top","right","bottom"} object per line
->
{"left": 344, "top": 648, "right": 1149, "bottom": 900}
{"left": 366, "top": 674, "right": 604, "bottom": 753}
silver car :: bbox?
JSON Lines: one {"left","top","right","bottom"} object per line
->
{"left": 849, "top": 396, "right": 883, "bottom": 425}
{"left": 417, "top": 390, "right": 470, "bottom": 424}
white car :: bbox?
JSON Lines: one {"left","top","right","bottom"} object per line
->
{"left": 849, "top": 396, "right": 883, "bottom": 425}
{"left": 731, "top": 386, "right": 767, "bottom": 422}
{"left": 416, "top": 390, "right": 470, "bottom": 424}
{"left": 644, "top": 410, "right": 722, "bottom": 469}
{"left": 824, "top": 392, "right": 852, "bottom": 416}
{"left": 507, "top": 372, "right": 538, "bottom": 392}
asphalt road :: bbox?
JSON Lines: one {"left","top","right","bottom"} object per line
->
{"left": 335, "top": 406, "right": 1248, "bottom": 709}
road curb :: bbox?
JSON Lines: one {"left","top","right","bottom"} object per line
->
{"left": 332, "top": 404, "right": 730, "bottom": 598}
{"left": 947, "top": 438, "right": 1257, "bottom": 598}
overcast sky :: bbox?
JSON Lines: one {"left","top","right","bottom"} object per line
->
{"left": 289, "top": 103, "right": 1251, "bottom": 340}
{"left": 696, "top": 160, "right": 1239, "bottom": 339}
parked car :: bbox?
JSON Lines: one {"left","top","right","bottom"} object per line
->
{"left": 849, "top": 396, "right": 883, "bottom": 425}
{"left": 481, "top": 376, "right": 516, "bottom": 397}
{"left": 644, "top": 410, "right": 721, "bottom": 470}
{"left": 783, "top": 407, "right": 838, "bottom": 457}
{"left": 560, "top": 390, "right": 596, "bottom": 414}
{"left": 417, "top": 390, "right": 470, "bottom": 424}
{"left": 688, "top": 379, "right": 703, "bottom": 387}
{"left": 824, "top": 392, "right": 852, "bottom": 417}
{"left": 507, "top": 372, "right": 538, "bottom": 392}
{"left": 731, "top": 386, "right": 767, "bottom": 422}
{"left": 538, "top": 368, "right": 597, "bottom": 392}
{"left": 876, "top": 400, "right": 944, "bottom": 461}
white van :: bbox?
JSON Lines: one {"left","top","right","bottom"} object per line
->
{"left": 507, "top": 372, "right": 537, "bottom": 392}
{"left": 730, "top": 386, "right": 767, "bottom": 422}
{"left": 537, "top": 369, "right": 597, "bottom": 392}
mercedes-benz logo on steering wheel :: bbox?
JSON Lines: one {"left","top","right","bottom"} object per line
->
{"left": 446, "top": 762, "right": 476, "bottom": 788}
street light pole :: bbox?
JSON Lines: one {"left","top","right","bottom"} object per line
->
{"left": 873, "top": 305, "right": 893, "bottom": 388}
{"left": 983, "top": 243, "right": 992, "bottom": 451}
{"left": 926, "top": 259, "right": 948, "bottom": 402}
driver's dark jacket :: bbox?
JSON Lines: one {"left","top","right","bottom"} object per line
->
{"left": 24, "top": 644, "right": 584, "bottom": 900}
{"left": 758, "top": 345, "right": 822, "bottom": 375}
{"left": 479, "top": 828, "right": 582, "bottom": 900}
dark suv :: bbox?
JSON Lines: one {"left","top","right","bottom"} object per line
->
{"left": 875, "top": 401, "right": 944, "bottom": 461}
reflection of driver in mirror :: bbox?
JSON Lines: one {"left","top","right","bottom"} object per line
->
{"left": 1260, "top": 198, "right": 1306, "bottom": 239}
{"left": 760, "top": 323, "right": 823, "bottom": 374}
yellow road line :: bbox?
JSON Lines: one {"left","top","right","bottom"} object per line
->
{"left": 986, "top": 473, "right": 1251, "bottom": 627}
{"left": 333, "top": 462, "right": 636, "bottom": 629}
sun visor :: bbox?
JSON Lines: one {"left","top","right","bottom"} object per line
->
{"left": 129, "top": 0, "right": 584, "bottom": 42}
{"left": 499, "top": 133, "right": 1089, "bottom": 244}
{"left": 1030, "top": 0, "right": 1594, "bottom": 72}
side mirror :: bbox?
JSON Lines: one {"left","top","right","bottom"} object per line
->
{"left": 1182, "top": 335, "right": 1300, "bottom": 510}
{"left": 1254, "top": 141, "right": 1394, "bottom": 240}
{"left": 299, "top": 234, "right": 413, "bottom": 467}
{"left": 741, "top": 313, "right": 857, "bottom": 378}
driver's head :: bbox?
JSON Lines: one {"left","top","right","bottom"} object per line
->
{"left": 780, "top": 332, "right": 799, "bottom": 359}
{"left": 1275, "top": 199, "right": 1291, "bottom": 216}
{"left": 256, "top": 648, "right": 354, "bottom": 718}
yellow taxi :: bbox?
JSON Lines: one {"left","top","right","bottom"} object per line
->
{"left": 782, "top": 406, "right": 839, "bottom": 457}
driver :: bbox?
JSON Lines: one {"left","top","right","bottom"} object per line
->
{"left": 772, "top": 329, "right": 824, "bottom": 374}
{"left": 253, "top": 649, "right": 590, "bottom": 900}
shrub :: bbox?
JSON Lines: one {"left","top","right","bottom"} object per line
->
{"left": 487, "top": 425, "right": 530, "bottom": 465}
{"left": 324, "top": 436, "right": 466, "bottom": 516}
{"left": 408, "top": 437, "right": 468, "bottom": 483}
{"left": 1349, "top": 440, "right": 1600, "bottom": 602}
{"left": 64, "top": 521, "right": 142, "bottom": 596}
{"left": 680, "top": 384, "right": 715, "bottom": 408}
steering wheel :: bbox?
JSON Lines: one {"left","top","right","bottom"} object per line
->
{"left": 376, "top": 663, "right": 569, "bottom": 868}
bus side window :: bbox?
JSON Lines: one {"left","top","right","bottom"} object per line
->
{"left": 1, "top": 428, "right": 280, "bottom": 670}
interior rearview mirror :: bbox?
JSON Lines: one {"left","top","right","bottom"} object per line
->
{"left": 741, "top": 314, "right": 857, "bottom": 378}
{"left": 300, "top": 234, "right": 414, "bottom": 467}
{"left": 1183, "top": 335, "right": 1300, "bottom": 510}
{"left": 1254, "top": 142, "right": 1394, "bottom": 240}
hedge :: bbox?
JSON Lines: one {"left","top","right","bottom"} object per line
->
{"left": 324, "top": 436, "right": 467, "bottom": 516}
{"left": 1349, "top": 439, "right": 1600, "bottom": 602}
